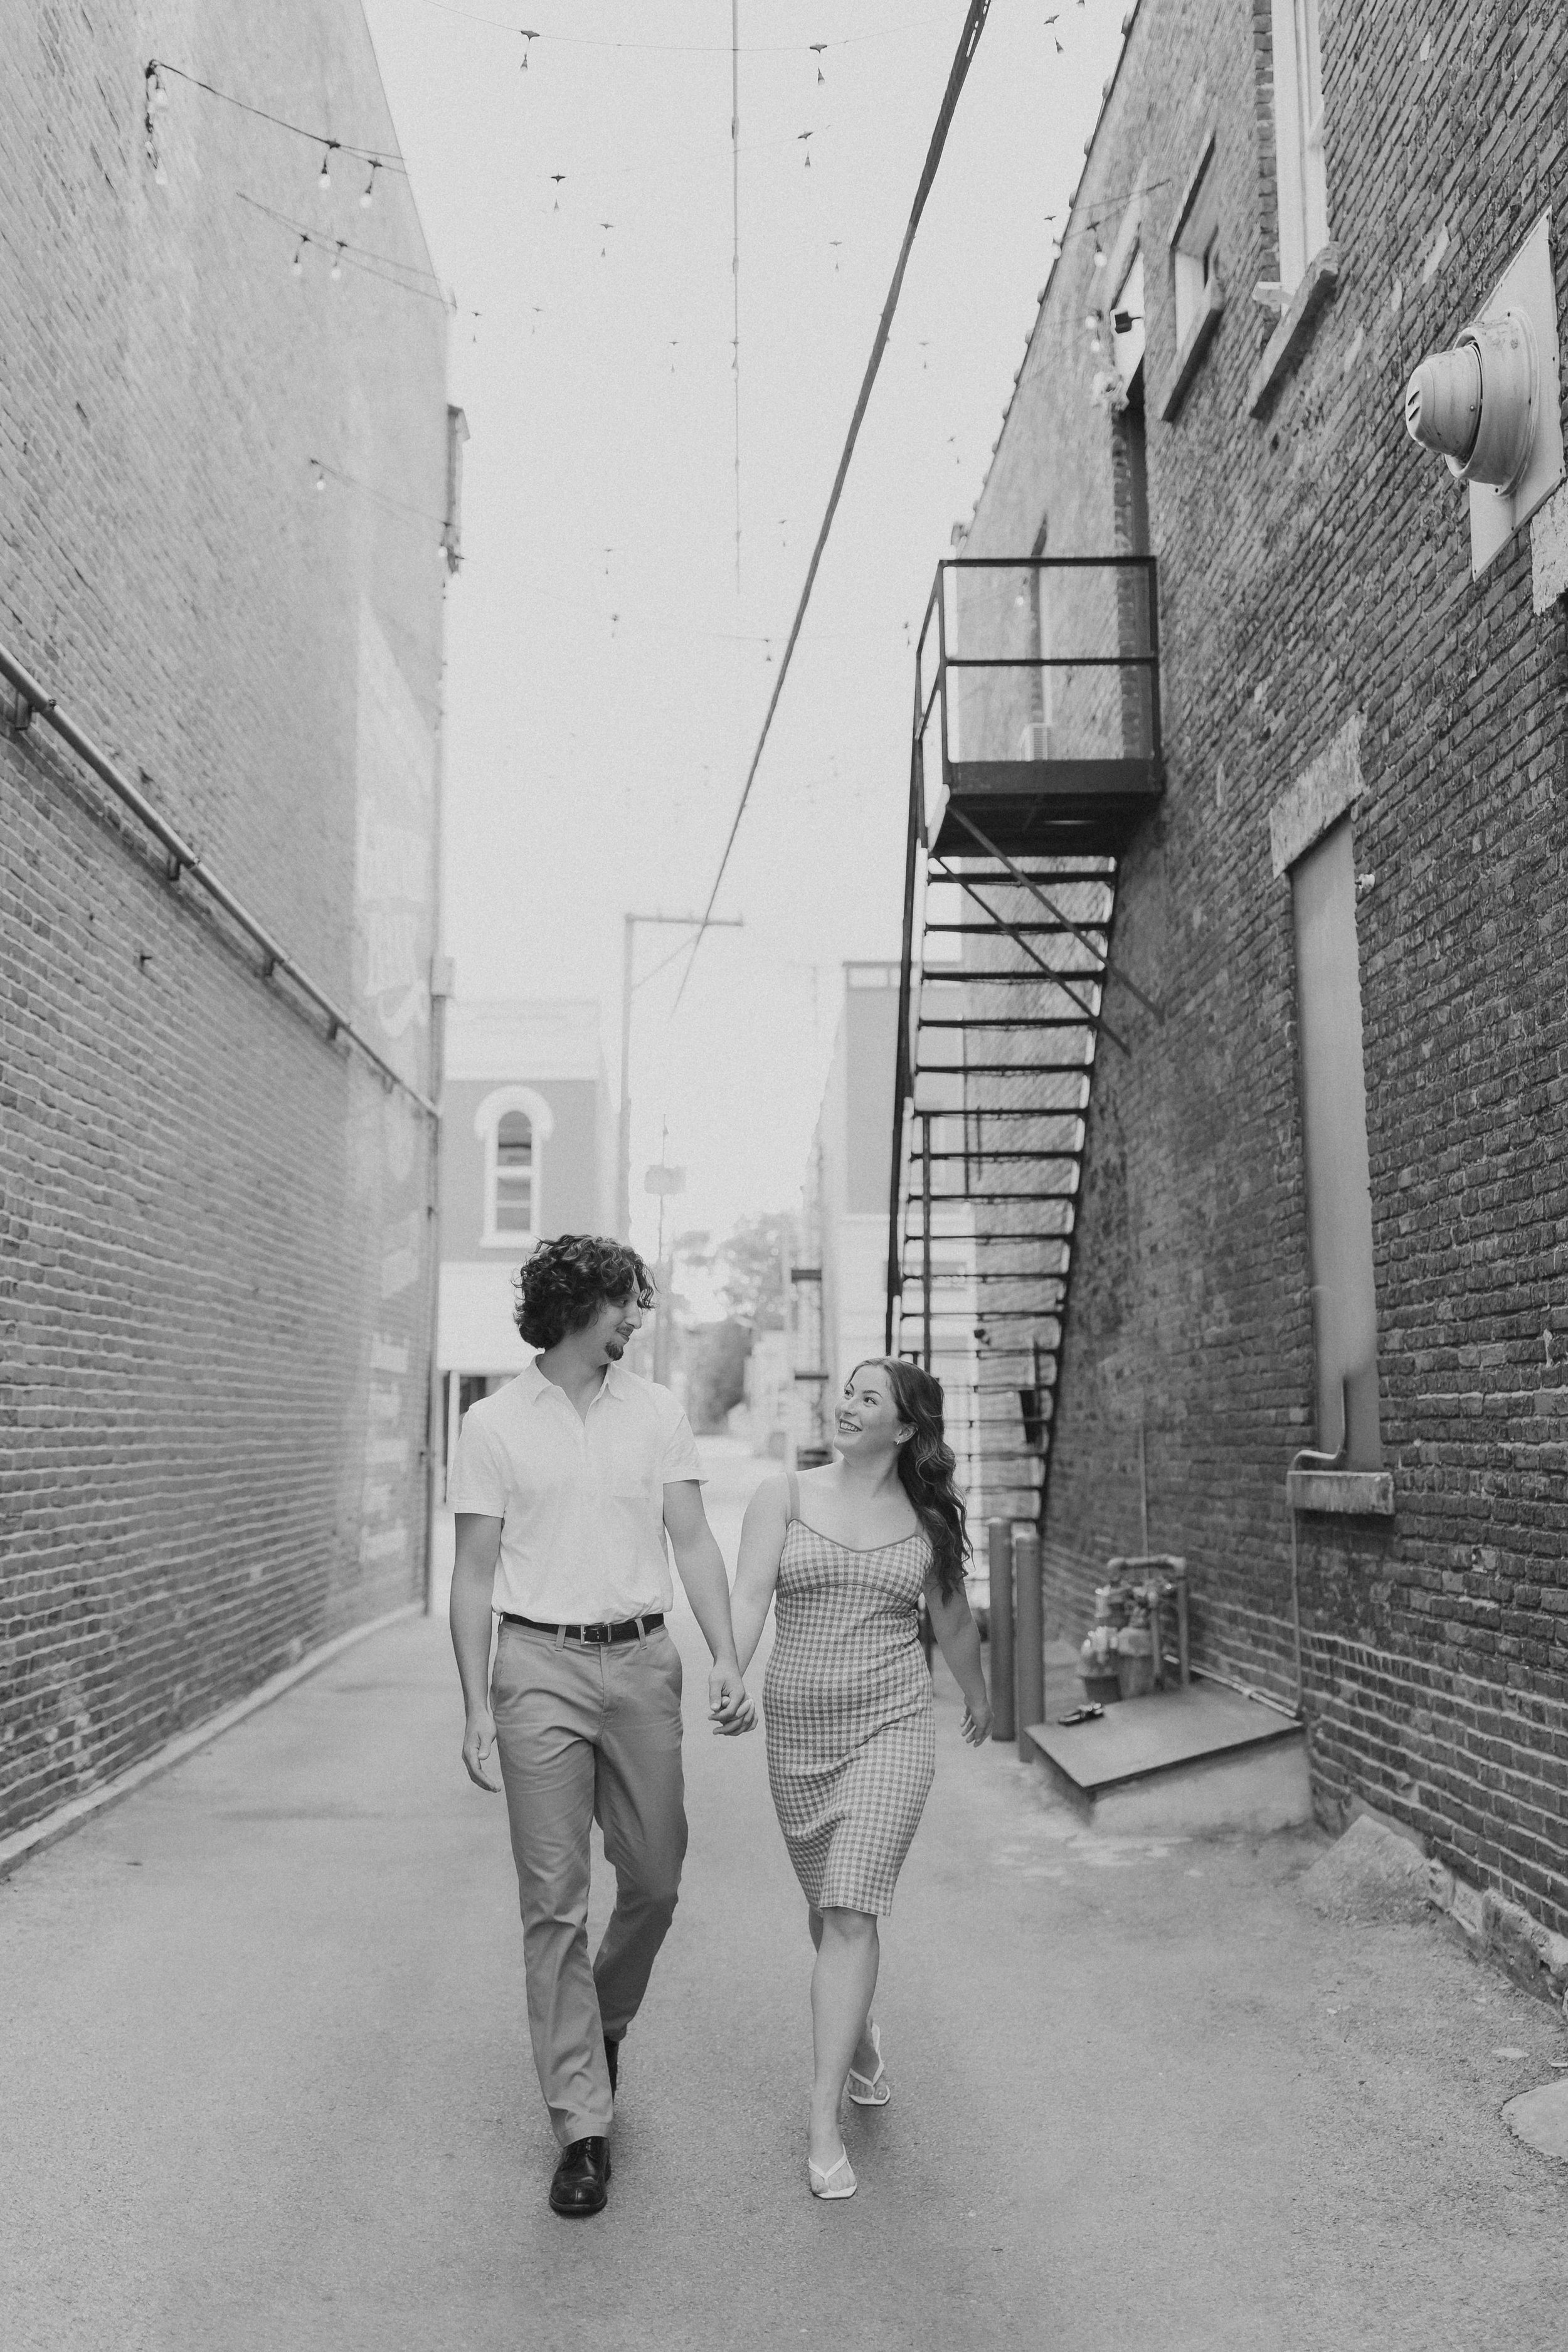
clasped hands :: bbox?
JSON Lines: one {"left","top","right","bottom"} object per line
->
{"left": 707, "top": 1661, "right": 756, "bottom": 1737}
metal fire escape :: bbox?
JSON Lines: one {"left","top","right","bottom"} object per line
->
{"left": 884, "top": 556, "right": 1162, "bottom": 1526}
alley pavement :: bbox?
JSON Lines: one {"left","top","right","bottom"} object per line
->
{"left": 4, "top": 1439, "right": 1567, "bottom": 2351}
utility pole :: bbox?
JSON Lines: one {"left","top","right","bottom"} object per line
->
{"left": 618, "top": 910, "right": 743, "bottom": 1239}
{"left": 645, "top": 1120, "right": 685, "bottom": 1389}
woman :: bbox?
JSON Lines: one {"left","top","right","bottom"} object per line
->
{"left": 730, "top": 1357, "right": 993, "bottom": 2201}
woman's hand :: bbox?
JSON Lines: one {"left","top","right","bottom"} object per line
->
{"left": 960, "top": 1692, "right": 993, "bottom": 1747}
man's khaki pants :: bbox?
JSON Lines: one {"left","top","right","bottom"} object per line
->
{"left": 490, "top": 1618, "right": 688, "bottom": 2145}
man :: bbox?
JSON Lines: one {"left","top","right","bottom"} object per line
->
{"left": 448, "top": 1232, "right": 753, "bottom": 2220}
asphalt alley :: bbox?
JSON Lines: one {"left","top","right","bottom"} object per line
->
{"left": 3, "top": 1439, "right": 1565, "bottom": 2351}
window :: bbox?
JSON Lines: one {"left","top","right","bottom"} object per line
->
{"left": 1172, "top": 151, "right": 1220, "bottom": 348}
{"left": 1271, "top": 0, "right": 1328, "bottom": 290}
{"left": 1290, "top": 818, "right": 1379, "bottom": 1466}
{"left": 493, "top": 1113, "right": 534, "bottom": 1232}
{"left": 475, "top": 1084, "right": 554, "bottom": 1248}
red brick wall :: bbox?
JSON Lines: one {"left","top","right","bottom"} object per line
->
{"left": 967, "top": 0, "right": 1568, "bottom": 1931}
{"left": 1, "top": 4, "right": 449, "bottom": 1838}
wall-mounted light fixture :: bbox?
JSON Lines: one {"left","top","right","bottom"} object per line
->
{"left": 1403, "top": 209, "right": 1563, "bottom": 578}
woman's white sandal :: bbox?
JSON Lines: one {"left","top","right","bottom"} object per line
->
{"left": 807, "top": 2147, "right": 857, "bottom": 2200}
{"left": 847, "top": 2021, "right": 890, "bottom": 2108}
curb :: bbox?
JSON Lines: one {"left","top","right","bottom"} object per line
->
{"left": 0, "top": 1601, "right": 423, "bottom": 1882}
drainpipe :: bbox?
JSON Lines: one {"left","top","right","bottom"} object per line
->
{"left": 1284, "top": 1377, "right": 1350, "bottom": 1720}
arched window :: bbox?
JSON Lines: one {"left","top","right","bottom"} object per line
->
{"left": 493, "top": 1111, "right": 534, "bottom": 1234}
{"left": 475, "top": 1086, "right": 555, "bottom": 1248}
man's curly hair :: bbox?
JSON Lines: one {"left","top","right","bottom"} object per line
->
{"left": 514, "top": 1234, "right": 655, "bottom": 1351}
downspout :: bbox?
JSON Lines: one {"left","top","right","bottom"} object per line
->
{"left": 1283, "top": 1375, "right": 1350, "bottom": 1720}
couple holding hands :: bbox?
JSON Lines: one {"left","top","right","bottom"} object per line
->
{"left": 448, "top": 1232, "right": 992, "bottom": 2219}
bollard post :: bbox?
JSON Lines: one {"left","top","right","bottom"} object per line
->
{"left": 987, "top": 1518, "right": 1015, "bottom": 1742}
{"left": 1013, "top": 1523, "right": 1044, "bottom": 1744}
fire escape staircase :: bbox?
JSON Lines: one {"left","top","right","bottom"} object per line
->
{"left": 884, "top": 556, "right": 1162, "bottom": 1528}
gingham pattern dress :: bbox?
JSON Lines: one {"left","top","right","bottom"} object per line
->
{"left": 763, "top": 1476, "right": 936, "bottom": 1916}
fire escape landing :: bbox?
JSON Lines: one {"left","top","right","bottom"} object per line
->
{"left": 885, "top": 556, "right": 1162, "bottom": 1527}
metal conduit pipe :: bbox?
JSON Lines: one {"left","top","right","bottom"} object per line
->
{"left": 0, "top": 640, "right": 439, "bottom": 1119}
{"left": 1281, "top": 1377, "right": 1351, "bottom": 1722}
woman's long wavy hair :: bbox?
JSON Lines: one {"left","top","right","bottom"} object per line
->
{"left": 849, "top": 1357, "right": 971, "bottom": 1602}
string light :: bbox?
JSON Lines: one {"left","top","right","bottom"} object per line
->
{"left": 238, "top": 194, "right": 453, "bottom": 305}
{"left": 810, "top": 41, "right": 827, "bottom": 82}
{"left": 330, "top": 242, "right": 344, "bottom": 282}
{"left": 317, "top": 143, "right": 336, "bottom": 190}
{"left": 292, "top": 238, "right": 306, "bottom": 277}
{"left": 361, "top": 162, "right": 378, "bottom": 207}
{"left": 519, "top": 27, "right": 538, "bottom": 66}
{"left": 143, "top": 63, "right": 168, "bottom": 184}
{"left": 314, "top": 469, "right": 327, "bottom": 493}
{"left": 146, "top": 60, "right": 407, "bottom": 174}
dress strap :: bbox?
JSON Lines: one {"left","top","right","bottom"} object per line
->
{"left": 785, "top": 1466, "right": 800, "bottom": 1523}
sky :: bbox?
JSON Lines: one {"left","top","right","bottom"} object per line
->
{"left": 358, "top": 0, "right": 1127, "bottom": 1274}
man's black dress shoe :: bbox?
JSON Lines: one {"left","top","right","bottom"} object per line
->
{"left": 549, "top": 2136, "right": 610, "bottom": 2218}
{"left": 605, "top": 2035, "right": 620, "bottom": 2095}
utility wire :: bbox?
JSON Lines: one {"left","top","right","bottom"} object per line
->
{"left": 672, "top": 0, "right": 995, "bottom": 1015}
{"left": 416, "top": 0, "right": 945, "bottom": 56}
{"left": 731, "top": 0, "right": 742, "bottom": 599}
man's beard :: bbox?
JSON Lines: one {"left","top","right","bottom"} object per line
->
{"left": 604, "top": 1333, "right": 627, "bottom": 1360}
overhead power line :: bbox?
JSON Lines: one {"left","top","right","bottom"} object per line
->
{"left": 672, "top": 0, "right": 995, "bottom": 1014}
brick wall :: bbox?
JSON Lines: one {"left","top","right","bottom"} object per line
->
{"left": 965, "top": 0, "right": 1568, "bottom": 1931}
{"left": 0, "top": 3, "right": 449, "bottom": 1839}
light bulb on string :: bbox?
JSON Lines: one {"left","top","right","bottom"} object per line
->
{"left": 519, "top": 28, "right": 538, "bottom": 68}
{"left": 318, "top": 144, "right": 336, "bottom": 191}
{"left": 1092, "top": 231, "right": 1106, "bottom": 270}
{"left": 810, "top": 42, "right": 827, "bottom": 83}
{"left": 361, "top": 162, "right": 378, "bottom": 208}
{"left": 330, "top": 242, "right": 344, "bottom": 282}
{"left": 147, "top": 63, "right": 169, "bottom": 112}
{"left": 314, "top": 467, "right": 327, "bottom": 494}
{"left": 292, "top": 238, "right": 307, "bottom": 277}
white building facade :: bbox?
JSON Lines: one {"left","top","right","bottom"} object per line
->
{"left": 437, "top": 1000, "right": 616, "bottom": 1479}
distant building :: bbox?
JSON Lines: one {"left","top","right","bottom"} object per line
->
{"left": 795, "top": 965, "right": 901, "bottom": 1454}
{"left": 735, "top": 1326, "right": 795, "bottom": 1459}
{"left": 437, "top": 1000, "right": 616, "bottom": 1477}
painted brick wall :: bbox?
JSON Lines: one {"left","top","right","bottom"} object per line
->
{"left": 965, "top": 0, "right": 1568, "bottom": 1931}
{"left": 0, "top": 3, "right": 449, "bottom": 1840}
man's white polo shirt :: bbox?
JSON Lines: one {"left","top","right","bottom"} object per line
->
{"left": 447, "top": 1355, "right": 705, "bottom": 1623}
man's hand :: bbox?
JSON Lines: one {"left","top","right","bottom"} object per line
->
{"left": 707, "top": 1660, "right": 756, "bottom": 1737}
{"left": 462, "top": 1706, "right": 502, "bottom": 1790}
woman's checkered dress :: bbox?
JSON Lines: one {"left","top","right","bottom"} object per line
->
{"left": 763, "top": 1485, "right": 936, "bottom": 1917}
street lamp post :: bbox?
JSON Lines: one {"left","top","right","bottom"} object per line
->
{"left": 618, "top": 911, "right": 743, "bottom": 1239}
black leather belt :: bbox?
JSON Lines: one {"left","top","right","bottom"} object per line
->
{"left": 500, "top": 1611, "right": 664, "bottom": 1645}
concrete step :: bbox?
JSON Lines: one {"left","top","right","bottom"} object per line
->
{"left": 1022, "top": 1660, "right": 1311, "bottom": 1836}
